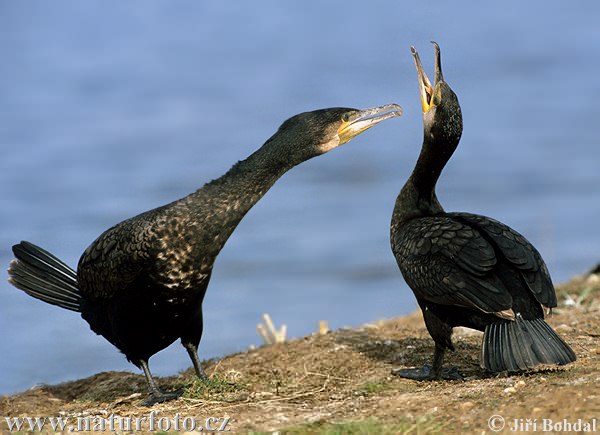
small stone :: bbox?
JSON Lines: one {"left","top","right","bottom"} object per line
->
{"left": 515, "top": 380, "right": 526, "bottom": 389}
{"left": 503, "top": 387, "right": 517, "bottom": 394}
{"left": 454, "top": 327, "right": 482, "bottom": 337}
{"left": 460, "top": 401, "right": 475, "bottom": 411}
{"left": 426, "top": 406, "right": 439, "bottom": 414}
{"left": 555, "top": 324, "right": 573, "bottom": 333}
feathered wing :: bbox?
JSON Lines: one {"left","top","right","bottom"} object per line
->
{"left": 447, "top": 212, "right": 556, "bottom": 308}
{"left": 392, "top": 215, "right": 513, "bottom": 315}
{"left": 77, "top": 217, "right": 154, "bottom": 300}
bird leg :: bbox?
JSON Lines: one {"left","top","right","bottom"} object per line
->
{"left": 183, "top": 342, "right": 209, "bottom": 381}
{"left": 139, "top": 359, "right": 183, "bottom": 406}
{"left": 391, "top": 344, "right": 463, "bottom": 381}
{"left": 430, "top": 343, "right": 445, "bottom": 376}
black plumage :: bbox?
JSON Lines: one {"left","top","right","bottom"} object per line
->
{"left": 390, "top": 43, "right": 575, "bottom": 380}
{"left": 8, "top": 104, "right": 402, "bottom": 404}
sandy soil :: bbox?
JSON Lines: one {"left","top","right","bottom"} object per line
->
{"left": 1, "top": 270, "right": 599, "bottom": 434}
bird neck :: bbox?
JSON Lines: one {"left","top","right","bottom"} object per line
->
{"left": 180, "top": 142, "right": 297, "bottom": 246}
{"left": 392, "top": 135, "right": 451, "bottom": 224}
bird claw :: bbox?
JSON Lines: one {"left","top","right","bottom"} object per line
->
{"left": 391, "top": 364, "right": 464, "bottom": 381}
{"left": 391, "top": 364, "right": 434, "bottom": 380}
{"left": 197, "top": 371, "right": 209, "bottom": 381}
{"left": 439, "top": 366, "right": 464, "bottom": 381}
{"left": 140, "top": 389, "right": 183, "bottom": 406}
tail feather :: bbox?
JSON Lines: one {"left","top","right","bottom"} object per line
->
{"left": 485, "top": 323, "right": 497, "bottom": 371}
{"left": 506, "top": 317, "right": 531, "bottom": 370}
{"left": 482, "top": 315, "right": 576, "bottom": 372}
{"left": 8, "top": 241, "right": 81, "bottom": 312}
{"left": 9, "top": 261, "right": 80, "bottom": 309}
{"left": 534, "top": 318, "right": 577, "bottom": 364}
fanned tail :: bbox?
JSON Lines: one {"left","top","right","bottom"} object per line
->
{"left": 482, "top": 315, "right": 576, "bottom": 372}
{"left": 7, "top": 241, "right": 81, "bottom": 312}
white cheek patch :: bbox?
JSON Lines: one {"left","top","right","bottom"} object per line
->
{"left": 318, "top": 135, "right": 341, "bottom": 154}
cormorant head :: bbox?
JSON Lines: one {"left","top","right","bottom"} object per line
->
{"left": 271, "top": 104, "right": 402, "bottom": 162}
{"left": 412, "top": 42, "right": 463, "bottom": 150}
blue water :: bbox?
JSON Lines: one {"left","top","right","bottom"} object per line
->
{"left": 1, "top": 1, "right": 599, "bottom": 395}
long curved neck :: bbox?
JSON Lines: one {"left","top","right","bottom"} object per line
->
{"left": 206, "top": 141, "right": 292, "bottom": 205}
{"left": 392, "top": 134, "right": 452, "bottom": 224}
{"left": 177, "top": 140, "right": 299, "bottom": 250}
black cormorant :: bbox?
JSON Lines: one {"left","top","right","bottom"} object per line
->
{"left": 8, "top": 104, "right": 402, "bottom": 404}
{"left": 390, "top": 43, "right": 575, "bottom": 380}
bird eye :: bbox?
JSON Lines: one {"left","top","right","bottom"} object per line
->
{"left": 342, "top": 113, "right": 351, "bottom": 123}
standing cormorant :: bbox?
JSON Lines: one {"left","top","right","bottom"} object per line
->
{"left": 390, "top": 43, "right": 575, "bottom": 380}
{"left": 8, "top": 104, "right": 402, "bottom": 404}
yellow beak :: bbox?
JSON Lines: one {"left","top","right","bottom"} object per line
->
{"left": 337, "top": 104, "right": 403, "bottom": 144}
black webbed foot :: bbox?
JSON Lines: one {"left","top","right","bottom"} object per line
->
{"left": 139, "top": 359, "right": 185, "bottom": 406}
{"left": 391, "top": 363, "right": 464, "bottom": 381}
{"left": 438, "top": 365, "right": 464, "bottom": 380}
{"left": 140, "top": 388, "right": 184, "bottom": 406}
{"left": 391, "top": 363, "right": 435, "bottom": 380}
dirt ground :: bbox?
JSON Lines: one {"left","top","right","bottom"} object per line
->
{"left": 1, "top": 270, "right": 599, "bottom": 434}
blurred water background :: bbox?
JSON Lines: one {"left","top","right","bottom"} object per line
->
{"left": 1, "top": 1, "right": 599, "bottom": 394}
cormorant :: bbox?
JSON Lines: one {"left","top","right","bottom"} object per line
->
{"left": 390, "top": 43, "right": 575, "bottom": 380}
{"left": 8, "top": 104, "right": 402, "bottom": 404}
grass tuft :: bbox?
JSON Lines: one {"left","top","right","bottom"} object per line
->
{"left": 183, "top": 375, "right": 245, "bottom": 401}
{"left": 356, "top": 380, "right": 389, "bottom": 396}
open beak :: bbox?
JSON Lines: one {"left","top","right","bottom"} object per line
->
{"left": 337, "top": 104, "right": 403, "bottom": 144}
{"left": 412, "top": 41, "right": 443, "bottom": 113}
